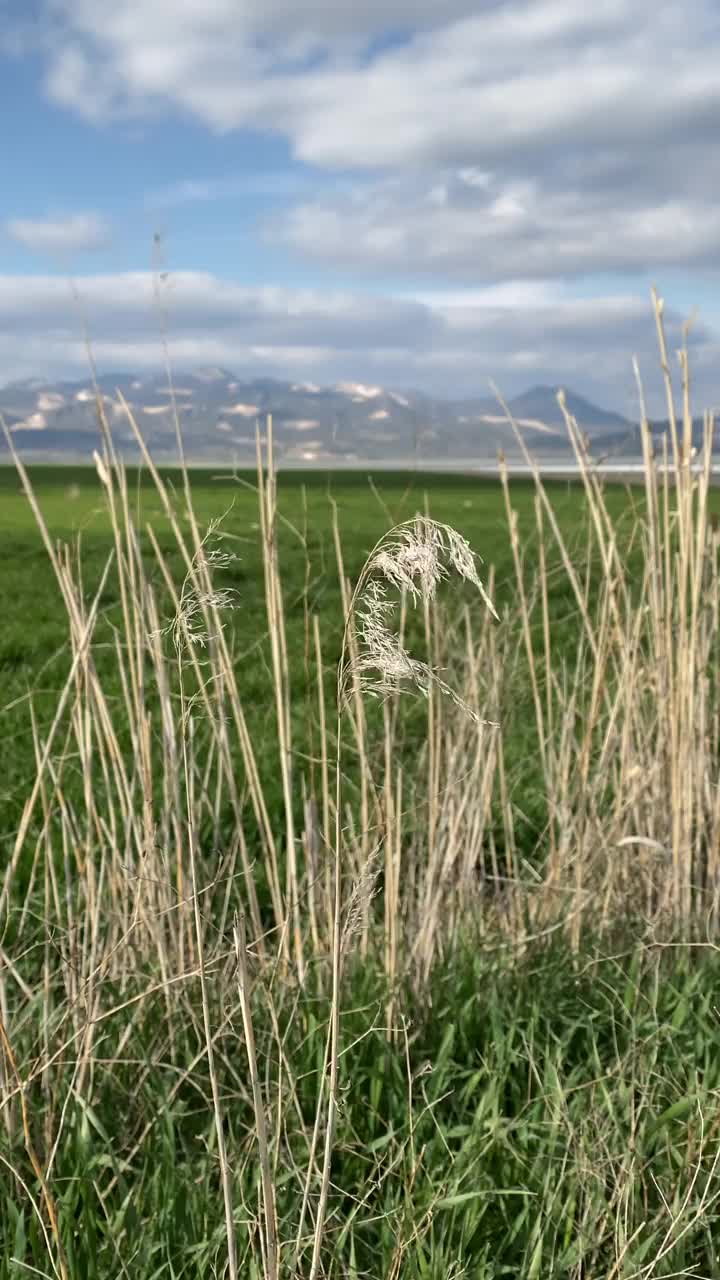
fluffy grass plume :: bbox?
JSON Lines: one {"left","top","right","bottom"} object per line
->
{"left": 340, "top": 513, "right": 499, "bottom": 725}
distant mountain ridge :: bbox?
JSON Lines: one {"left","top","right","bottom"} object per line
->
{"left": 0, "top": 367, "right": 691, "bottom": 466}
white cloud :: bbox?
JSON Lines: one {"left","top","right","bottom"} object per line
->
{"left": 6, "top": 212, "right": 110, "bottom": 255}
{"left": 16, "top": 1, "right": 718, "bottom": 286}
{"left": 28, "top": 3, "right": 718, "bottom": 159}
{"left": 400, "top": 282, "right": 566, "bottom": 308}
{"left": 0, "top": 270, "right": 716, "bottom": 417}
{"left": 266, "top": 170, "right": 720, "bottom": 281}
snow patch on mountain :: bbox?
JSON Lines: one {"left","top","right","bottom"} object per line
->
{"left": 37, "top": 393, "right": 65, "bottom": 412}
{"left": 337, "top": 381, "right": 383, "bottom": 400}
{"left": 13, "top": 412, "right": 47, "bottom": 431}
{"left": 220, "top": 403, "right": 259, "bottom": 417}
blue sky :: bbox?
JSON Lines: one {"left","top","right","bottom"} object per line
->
{"left": 1, "top": 0, "right": 720, "bottom": 415}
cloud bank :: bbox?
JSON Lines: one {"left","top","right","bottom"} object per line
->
{"left": 0, "top": 271, "right": 715, "bottom": 418}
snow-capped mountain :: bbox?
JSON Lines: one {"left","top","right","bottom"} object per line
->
{"left": 0, "top": 370, "right": 642, "bottom": 464}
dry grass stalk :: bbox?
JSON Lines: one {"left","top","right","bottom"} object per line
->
{"left": 234, "top": 910, "right": 279, "bottom": 1280}
{"left": 172, "top": 533, "right": 240, "bottom": 1280}
{"left": 255, "top": 417, "right": 304, "bottom": 981}
{"left": 0, "top": 1015, "right": 69, "bottom": 1280}
{"left": 480, "top": 288, "right": 720, "bottom": 944}
{"left": 308, "top": 508, "right": 499, "bottom": 1277}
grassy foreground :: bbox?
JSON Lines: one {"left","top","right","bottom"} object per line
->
{"left": 2, "top": 294, "right": 720, "bottom": 1277}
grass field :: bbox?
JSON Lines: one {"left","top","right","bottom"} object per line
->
{"left": 3, "top": 306, "right": 720, "bottom": 1279}
{"left": 0, "top": 461, "right": 648, "bottom": 865}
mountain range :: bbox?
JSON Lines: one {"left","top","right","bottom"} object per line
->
{"left": 0, "top": 369, "right": 713, "bottom": 466}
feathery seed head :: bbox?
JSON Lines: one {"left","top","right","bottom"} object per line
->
{"left": 342, "top": 844, "right": 382, "bottom": 951}
{"left": 340, "top": 514, "right": 499, "bottom": 726}
{"left": 152, "top": 520, "right": 241, "bottom": 654}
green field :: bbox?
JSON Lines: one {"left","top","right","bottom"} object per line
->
{"left": 3, "top": 445, "right": 720, "bottom": 1280}
{"left": 0, "top": 462, "right": 645, "bottom": 850}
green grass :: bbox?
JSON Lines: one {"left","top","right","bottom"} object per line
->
{"left": 4, "top": 450, "right": 720, "bottom": 1279}
{"left": 3, "top": 925, "right": 720, "bottom": 1278}
{"left": 0, "top": 463, "right": 658, "bottom": 865}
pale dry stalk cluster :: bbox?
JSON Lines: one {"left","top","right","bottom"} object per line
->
{"left": 0, "top": 287, "right": 718, "bottom": 1275}
{"left": 481, "top": 288, "right": 720, "bottom": 949}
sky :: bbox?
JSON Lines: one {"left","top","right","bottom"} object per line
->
{"left": 1, "top": 0, "right": 719, "bottom": 416}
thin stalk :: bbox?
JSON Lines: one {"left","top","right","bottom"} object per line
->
{"left": 177, "top": 647, "right": 238, "bottom": 1280}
